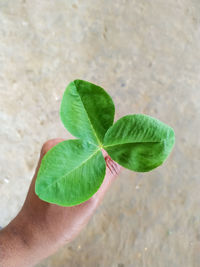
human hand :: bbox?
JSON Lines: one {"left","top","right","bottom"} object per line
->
{"left": 0, "top": 139, "right": 121, "bottom": 267}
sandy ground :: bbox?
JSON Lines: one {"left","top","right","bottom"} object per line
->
{"left": 0, "top": 1, "right": 200, "bottom": 266}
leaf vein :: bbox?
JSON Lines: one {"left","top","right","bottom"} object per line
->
{"left": 74, "top": 82, "right": 102, "bottom": 146}
{"left": 103, "top": 140, "right": 164, "bottom": 148}
{"left": 43, "top": 148, "right": 101, "bottom": 192}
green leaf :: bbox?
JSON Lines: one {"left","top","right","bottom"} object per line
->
{"left": 103, "top": 114, "right": 175, "bottom": 172}
{"left": 35, "top": 139, "right": 106, "bottom": 206}
{"left": 60, "top": 80, "right": 115, "bottom": 146}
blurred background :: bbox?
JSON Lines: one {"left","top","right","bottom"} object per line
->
{"left": 0, "top": 0, "right": 200, "bottom": 266}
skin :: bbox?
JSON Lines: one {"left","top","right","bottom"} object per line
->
{"left": 0, "top": 139, "right": 121, "bottom": 267}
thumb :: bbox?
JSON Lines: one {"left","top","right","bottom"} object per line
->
{"left": 93, "top": 149, "right": 122, "bottom": 203}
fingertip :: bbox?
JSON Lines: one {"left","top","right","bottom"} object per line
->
{"left": 93, "top": 158, "right": 122, "bottom": 204}
{"left": 41, "top": 138, "right": 65, "bottom": 157}
{"left": 105, "top": 156, "right": 122, "bottom": 177}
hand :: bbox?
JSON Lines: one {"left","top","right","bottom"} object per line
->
{"left": 0, "top": 139, "right": 121, "bottom": 267}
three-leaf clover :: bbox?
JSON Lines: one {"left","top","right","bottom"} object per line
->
{"left": 35, "top": 80, "right": 175, "bottom": 206}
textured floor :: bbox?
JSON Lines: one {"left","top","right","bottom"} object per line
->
{"left": 0, "top": 0, "right": 200, "bottom": 266}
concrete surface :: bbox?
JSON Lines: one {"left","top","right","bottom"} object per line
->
{"left": 0, "top": 0, "right": 200, "bottom": 266}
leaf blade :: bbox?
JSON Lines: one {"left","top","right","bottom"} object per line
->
{"left": 60, "top": 80, "right": 115, "bottom": 146}
{"left": 35, "top": 139, "right": 106, "bottom": 206}
{"left": 103, "top": 114, "right": 175, "bottom": 172}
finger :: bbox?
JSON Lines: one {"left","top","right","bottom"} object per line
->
{"left": 93, "top": 152, "right": 122, "bottom": 203}
{"left": 33, "top": 140, "right": 121, "bottom": 207}
{"left": 40, "top": 138, "right": 66, "bottom": 158}
{"left": 33, "top": 138, "right": 65, "bottom": 180}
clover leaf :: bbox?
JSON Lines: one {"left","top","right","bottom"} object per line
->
{"left": 103, "top": 114, "right": 175, "bottom": 172}
{"left": 60, "top": 80, "right": 115, "bottom": 146}
{"left": 35, "top": 80, "right": 175, "bottom": 206}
